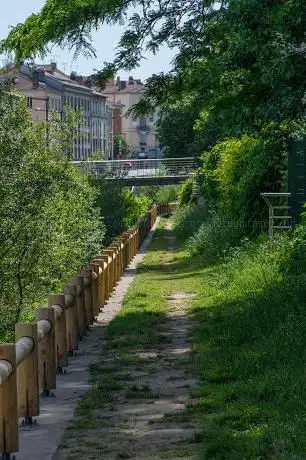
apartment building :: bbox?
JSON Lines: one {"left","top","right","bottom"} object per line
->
{"left": 102, "top": 76, "right": 162, "bottom": 158}
{"left": 3, "top": 63, "right": 110, "bottom": 160}
{"left": 1, "top": 64, "right": 61, "bottom": 123}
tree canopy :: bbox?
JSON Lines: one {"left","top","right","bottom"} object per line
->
{"left": 3, "top": 0, "right": 306, "bottom": 221}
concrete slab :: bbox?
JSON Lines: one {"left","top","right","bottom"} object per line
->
{"left": 16, "top": 218, "right": 160, "bottom": 460}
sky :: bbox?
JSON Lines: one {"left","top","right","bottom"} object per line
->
{"left": 0, "top": 0, "right": 176, "bottom": 81}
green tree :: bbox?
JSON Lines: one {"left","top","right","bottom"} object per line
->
{"left": 0, "top": 85, "right": 104, "bottom": 341}
{"left": 113, "top": 134, "right": 130, "bottom": 159}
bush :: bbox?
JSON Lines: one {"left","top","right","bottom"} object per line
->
{"left": 94, "top": 178, "right": 151, "bottom": 243}
{"left": 154, "top": 185, "right": 178, "bottom": 204}
{"left": 186, "top": 211, "right": 243, "bottom": 261}
{"left": 135, "top": 185, "right": 179, "bottom": 205}
{"left": 178, "top": 178, "right": 195, "bottom": 205}
{"left": 199, "top": 133, "right": 286, "bottom": 228}
{"left": 0, "top": 88, "right": 104, "bottom": 341}
{"left": 173, "top": 203, "right": 206, "bottom": 241}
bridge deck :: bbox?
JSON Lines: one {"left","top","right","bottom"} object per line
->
{"left": 73, "top": 158, "right": 196, "bottom": 186}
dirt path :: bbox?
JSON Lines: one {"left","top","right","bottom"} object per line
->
{"left": 55, "top": 220, "right": 199, "bottom": 460}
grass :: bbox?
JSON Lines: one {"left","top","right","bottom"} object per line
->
{"left": 60, "top": 216, "right": 306, "bottom": 459}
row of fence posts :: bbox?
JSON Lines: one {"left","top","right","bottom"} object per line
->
{"left": 0, "top": 203, "right": 175, "bottom": 459}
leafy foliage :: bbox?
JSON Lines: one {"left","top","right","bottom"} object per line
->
{"left": 0, "top": 87, "right": 104, "bottom": 341}
{"left": 178, "top": 178, "right": 195, "bottom": 206}
{"left": 93, "top": 178, "right": 151, "bottom": 244}
{"left": 113, "top": 134, "right": 130, "bottom": 159}
{"left": 135, "top": 185, "right": 178, "bottom": 205}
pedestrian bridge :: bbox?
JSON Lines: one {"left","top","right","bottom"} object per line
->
{"left": 73, "top": 157, "right": 197, "bottom": 185}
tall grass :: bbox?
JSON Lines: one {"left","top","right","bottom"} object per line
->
{"left": 186, "top": 211, "right": 244, "bottom": 262}
{"left": 190, "top": 232, "right": 306, "bottom": 458}
{"left": 172, "top": 201, "right": 306, "bottom": 457}
{"left": 173, "top": 203, "right": 207, "bottom": 241}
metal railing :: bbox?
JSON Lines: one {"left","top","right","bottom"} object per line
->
{"left": 261, "top": 193, "right": 292, "bottom": 237}
{"left": 72, "top": 157, "right": 197, "bottom": 179}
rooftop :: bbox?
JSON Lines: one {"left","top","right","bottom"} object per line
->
{"left": 102, "top": 76, "right": 145, "bottom": 95}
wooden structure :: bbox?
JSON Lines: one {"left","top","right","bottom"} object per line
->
{"left": 0, "top": 203, "right": 175, "bottom": 458}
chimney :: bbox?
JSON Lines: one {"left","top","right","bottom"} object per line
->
{"left": 70, "top": 71, "right": 77, "bottom": 80}
{"left": 128, "top": 76, "right": 134, "bottom": 85}
{"left": 50, "top": 62, "right": 57, "bottom": 72}
{"left": 120, "top": 81, "right": 127, "bottom": 90}
{"left": 116, "top": 76, "right": 120, "bottom": 87}
{"left": 32, "top": 69, "right": 40, "bottom": 89}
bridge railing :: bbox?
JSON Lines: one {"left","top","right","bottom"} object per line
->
{"left": 72, "top": 157, "right": 197, "bottom": 179}
{"left": 0, "top": 202, "right": 176, "bottom": 459}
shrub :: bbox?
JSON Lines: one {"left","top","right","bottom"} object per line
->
{"left": 135, "top": 185, "right": 178, "bottom": 205}
{"left": 94, "top": 178, "right": 151, "bottom": 243}
{"left": 154, "top": 185, "right": 178, "bottom": 204}
{"left": 178, "top": 178, "right": 195, "bottom": 205}
{"left": 173, "top": 204, "right": 206, "bottom": 241}
{"left": 199, "top": 132, "right": 286, "bottom": 228}
{"left": 186, "top": 211, "right": 243, "bottom": 261}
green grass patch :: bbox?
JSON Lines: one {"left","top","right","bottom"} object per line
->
{"left": 60, "top": 216, "right": 306, "bottom": 459}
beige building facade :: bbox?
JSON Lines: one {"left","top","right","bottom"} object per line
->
{"left": 1, "top": 63, "right": 110, "bottom": 160}
{"left": 102, "top": 77, "right": 162, "bottom": 158}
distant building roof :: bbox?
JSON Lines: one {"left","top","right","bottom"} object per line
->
{"left": 102, "top": 77, "right": 145, "bottom": 95}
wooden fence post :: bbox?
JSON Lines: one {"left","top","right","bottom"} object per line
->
{"left": 88, "top": 263, "right": 100, "bottom": 317}
{"left": 16, "top": 323, "right": 39, "bottom": 424}
{"left": 103, "top": 250, "right": 115, "bottom": 292}
{"left": 71, "top": 276, "right": 86, "bottom": 339}
{"left": 37, "top": 307, "right": 56, "bottom": 395}
{"left": 100, "top": 254, "right": 111, "bottom": 299}
{"left": 92, "top": 259, "right": 105, "bottom": 307}
{"left": 63, "top": 285, "right": 78, "bottom": 354}
{"left": 0, "top": 344, "right": 18, "bottom": 456}
{"left": 94, "top": 256, "right": 109, "bottom": 303}
{"left": 109, "top": 244, "right": 120, "bottom": 283}
{"left": 48, "top": 294, "right": 67, "bottom": 373}
{"left": 82, "top": 269, "right": 94, "bottom": 325}
{"left": 121, "top": 234, "right": 128, "bottom": 268}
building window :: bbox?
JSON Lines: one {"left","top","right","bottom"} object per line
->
{"left": 27, "top": 97, "right": 33, "bottom": 109}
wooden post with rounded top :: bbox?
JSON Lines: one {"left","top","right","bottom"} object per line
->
{"left": 117, "top": 240, "right": 123, "bottom": 278}
{"left": 133, "top": 229, "right": 137, "bottom": 256}
{"left": 121, "top": 234, "right": 128, "bottom": 268}
{"left": 109, "top": 245, "right": 120, "bottom": 283}
{"left": 15, "top": 323, "right": 39, "bottom": 421}
{"left": 71, "top": 276, "right": 86, "bottom": 339}
{"left": 0, "top": 344, "right": 18, "bottom": 456}
{"left": 99, "top": 254, "right": 111, "bottom": 300}
{"left": 92, "top": 259, "right": 105, "bottom": 307}
{"left": 103, "top": 250, "right": 114, "bottom": 291}
{"left": 111, "top": 240, "right": 121, "bottom": 280}
{"left": 93, "top": 256, "right": 108, "bottom": 303}
{"left": 130, "top": 231, "right": 134, "bottom": 259}
{"left": 63, "top": 285, "right": 78, "bottom": 354}
{"left": 37, "top": 307, "right": 56, "bottom": 394}
{"left": 82, "top": 269, "right": 94, "bottom": 325}
{"left": 88, "top": 263, "right": 100, "bottom": 316}
{"left": 118, "top": 240, "right": 125, "bottom": 275}
{"left": 48, "top": 294, "right": 67, "bottom": 372}
{"left": 123, "top": 231, "right": 132, "bottom": 264}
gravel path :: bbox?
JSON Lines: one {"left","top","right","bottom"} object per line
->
{"left": 54, "top": 219, "right": 199, "bottom": 460}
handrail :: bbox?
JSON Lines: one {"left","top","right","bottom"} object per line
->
{"left": 72, "top": 159, "right": 197, "bottom": 180}
{"left": 0, "top": 202, "right": 176, "bottom": 458}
